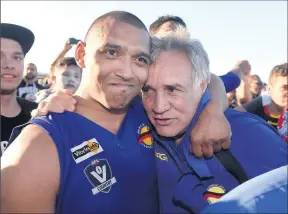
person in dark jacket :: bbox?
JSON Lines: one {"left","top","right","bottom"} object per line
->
{"left": 1, "top": 23, "right": 38, "bottom": 156}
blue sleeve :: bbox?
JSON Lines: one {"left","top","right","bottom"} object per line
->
{"left": 219, "top": 72, "right": 241, "bottom": 93}
{"left": 225, "top": 109, "right": 288, "bottom": 179}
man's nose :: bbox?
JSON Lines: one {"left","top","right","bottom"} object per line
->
{"left": 69, "top": 78, "right": 76, "bottom": 84}
{"left": 152, "top": 92, "right": 170, "bottom": 115}
{"left": 115, "top": 57, "right": 134, "bottom": 81}
{"left": 1, "top": 57, "right": 14, "bottom": 70}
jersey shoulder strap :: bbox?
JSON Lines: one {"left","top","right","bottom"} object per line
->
{"left": 215, "top": 150, "right": 249, "bottom": 184}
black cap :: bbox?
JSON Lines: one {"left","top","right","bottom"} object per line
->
{"left": 0, "top": 23, "right": 35, "bottom": 55}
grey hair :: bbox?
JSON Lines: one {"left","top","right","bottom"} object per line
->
{"left": 151, "top": 36, "right": 211, "bottom": 87}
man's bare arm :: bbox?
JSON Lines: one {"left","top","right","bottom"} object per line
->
{"left": 208, "top": 73, "right": 229, "bottom": 112}
{"left": 50, "top": 39, "right": 73, "bottom": 74}
{"left": 1, "top": 125, "right": 60, "bottom": 213}
{"left": 190, "top": 73, "right": 231, "bottom": 158}
{"left": 236, "top": 77, "right": 253, "bottom": 105}
{"left": 234, "top": 60, "right": 253, "bottom": 105}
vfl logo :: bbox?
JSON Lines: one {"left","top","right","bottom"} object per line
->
{"left": 70, "top": 138, "right": 104, "bottom": 164}
{"left": 84, "top": 159, "right": 117, "bottom": 195}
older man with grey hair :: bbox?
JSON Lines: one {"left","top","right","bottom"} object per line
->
{"left": 142, "top": 36, "right": 287, "bottom": 214}
{"left": 149, "top": 15, "right": 245, "bottom": 94}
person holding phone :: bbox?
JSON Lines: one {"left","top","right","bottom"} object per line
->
{"left": 35, "top": 38, "right": 82, "bottom": 102}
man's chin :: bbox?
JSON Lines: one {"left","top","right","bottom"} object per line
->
{"left": 25, "top": 76, "right": 36, "bottom": 80}
{"left": 100, "top": 99, "right": 131, "bottom": 114}
{"left": 0, "top": 88, "right": 16, "bottom": 95}
{"left": 155, "top": 127, "right": 179, "bottom": 138}
{"left": 106, "top": 94, "right": 136, "bottom": 108}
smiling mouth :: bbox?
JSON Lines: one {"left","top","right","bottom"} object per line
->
{"left": 1, "top": 74, "right": 16, "bottom": 79}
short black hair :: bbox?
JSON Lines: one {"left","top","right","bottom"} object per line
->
{"left": 84, "top": 10, "right": 148, "bottom": 42}
{"left": 149, "top": 15, "right": 187, "bottom": 34}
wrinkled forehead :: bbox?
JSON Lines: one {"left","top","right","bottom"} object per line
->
{"left": 1, "top": 37, "right": 23, "bottom": 54}
{"left": 147, "top": 50, "right": 193, "bottom": 86}
{"left": 86, "top": 20, "right": 151, "bottom": 54}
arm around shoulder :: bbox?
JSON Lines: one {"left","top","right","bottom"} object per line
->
{"left": 1, "top": 124, "right": 60, "bottom": 213}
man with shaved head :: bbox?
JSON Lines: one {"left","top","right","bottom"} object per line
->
{"left": 1, "top": 11, "right": 159, "bottom": 213}
{"left": 2, "top": 11, "right": 231, "bottom": 213}
{"left": 17, "top": 62, "right": 45, "bottom": 101}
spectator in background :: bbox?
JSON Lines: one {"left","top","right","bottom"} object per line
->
{"left": 234, "top": 60, "right": 253, "bottom": 106}
{"left": 0, "top": 23, "right": 38, "bottom": 156}
{"left": 17, "top": 62, "right": 45, "bottom": 101}
{"left": 227, "top": 90, "right": 238, "bottom": 108}
{"left": 35, "top": 39, "right": 82, "bottom": 103}
{"left": 42, "top": 75, "right": 51, "bottom": 89}
{"left": 249, "top": 74, "right": 263, "bottom": 98}
{"left": 261, "top": 82, "right": 268, "bottom": 95}
{"left": 37, "top": 77, "right": 49, "bottom": 89}
{"left": 243, "top": 63, "right": 288, "bottom": 140}
{"left": 35, "top": 57, "right": 82, "bottom": 102}
{"left": 149, "top": 15, "right": 242, "bottom": 93}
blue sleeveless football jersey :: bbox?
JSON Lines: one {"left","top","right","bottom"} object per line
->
{"left": 9, "top": 99, "right": 159, "bottom": 214}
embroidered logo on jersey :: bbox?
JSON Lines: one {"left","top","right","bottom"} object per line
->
{"left": 203, "top": 184, "right": 226, "bottom": 204}
{"left": 84, "top": 159, "right": 117, "bottom": 195}
{"left": 155, "top": 152, "right": 168, "bottom": 162}
{"left": 70, "top": 138, "right": 104, "bottom": 164}
{"left": 137, "top": 124, "right": 153, "bottom": 148}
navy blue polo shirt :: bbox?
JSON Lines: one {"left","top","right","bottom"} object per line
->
{"left": 154, "top": 90, "right": 287, "bottom": 214}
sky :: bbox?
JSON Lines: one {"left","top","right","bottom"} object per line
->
{"left": 2, "top": 1, "right": 287, "bottom": 82}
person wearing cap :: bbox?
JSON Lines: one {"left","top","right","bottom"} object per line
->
{"left": 0, "top": 23, "right": 38, "bottom": 156}
{"left": 149, "top": 15, "right": 243, "bottom": 94}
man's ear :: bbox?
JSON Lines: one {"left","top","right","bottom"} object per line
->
{"left": 75, "top": 41, "right": 86, "bottom": 69}
{"left": 200, "top": 79, "right": 208, "bottom": 94}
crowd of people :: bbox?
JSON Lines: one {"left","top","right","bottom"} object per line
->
{"left": 1, "top": 10, "right": 287, "bottom": 214}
